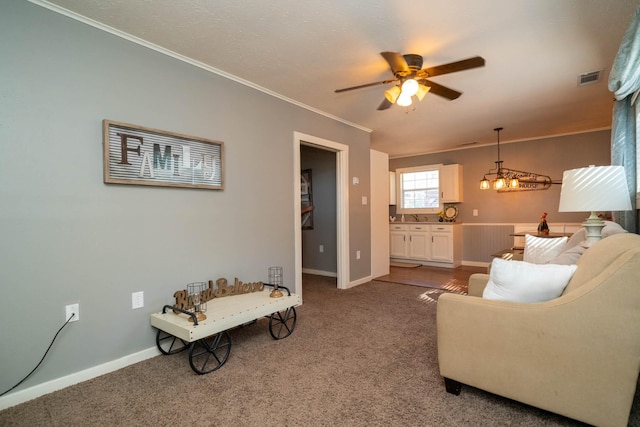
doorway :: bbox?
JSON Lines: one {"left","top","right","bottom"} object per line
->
{"left": 293, "top": 132, "right": 349, "bottom": 297}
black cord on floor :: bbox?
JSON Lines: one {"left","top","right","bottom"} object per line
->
{"left": 0, "top": 313, "right": 75, "bottom": 397}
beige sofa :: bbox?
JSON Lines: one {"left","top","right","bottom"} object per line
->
{"left": 437, "top": 233, "right": 640, "bottom": 427}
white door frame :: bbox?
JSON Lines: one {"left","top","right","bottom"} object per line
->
{"left": 294, "top": 131, "right": 349, "bottom": 295}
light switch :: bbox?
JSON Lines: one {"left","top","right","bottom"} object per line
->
{"left": 352, "top": 177, "right": 359, "bottom": 185}
{"left": 473, "top": 209, "right": 478, "bottom": 216}
{"left": 362, "top": 196, "right": 368, "bottom": 205}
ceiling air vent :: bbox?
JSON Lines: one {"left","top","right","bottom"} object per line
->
{"left": 578, "top": 70, "right": 603, "bottom": 86}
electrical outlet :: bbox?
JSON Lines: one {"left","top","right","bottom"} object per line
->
{"left": 356, "top": 250, "right": 361, "bottom": 260}
{"left": 65, "top": 303, "right": 79, "bottom": 322}
{"left": 132, "top": 291, "right": 144, "bottom": 309}
{"left": 319, "top": 245, "right": 324, "bottom": 253}
{"left": 473, "top": 209, "right": 479, "bottom": 216}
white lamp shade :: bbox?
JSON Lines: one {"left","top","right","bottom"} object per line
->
{"left": 384, "top": 86, "right": 401, "bottom": 103}
{"left": 415, "top": 84, "right": 430, "bottom": 101}
{"left": 558, "top": 165, "right": 632, "bottom": 212}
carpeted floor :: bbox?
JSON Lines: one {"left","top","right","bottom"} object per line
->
{"left": 1, "top": 274, "right": 639, "bottom": 426}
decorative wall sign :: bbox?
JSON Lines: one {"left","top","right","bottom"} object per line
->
{"left": 172, "top": 278, "right": 264, "bottom": 312}
{"left": 301, "top": 169, "right": 314, "bottom": 229}
{"left": 103, "top": 120, "right": 223, "bottom": 190}
{"left": 497, "top": 173, "right": 559, "bottom": 193}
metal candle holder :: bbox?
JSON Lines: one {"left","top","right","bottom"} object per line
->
{"left": 268, "top": 266, "right": 284, "bottom": 298}
{"left": 187, "top": 282, "right": 207, "bottom": 322}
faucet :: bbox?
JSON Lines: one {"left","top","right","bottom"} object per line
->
{"left": 411, "top": 214, "right": 420, "bottom": 222}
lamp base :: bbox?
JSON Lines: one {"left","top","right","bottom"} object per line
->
{"left": 188, "top": 311, "right": 207, "bottom": 323}
{"left": 270, "top": 288, "right": 284, "bottom": 298}
{"left": 582, "top": 211, "right": 605, "bottom": 247}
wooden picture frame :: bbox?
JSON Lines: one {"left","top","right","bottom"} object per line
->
{"left": 301, "top": 169, "right": 314, "bottom": 230}
{"left": 103, "top": 120, "right": 223, "bottom": 190}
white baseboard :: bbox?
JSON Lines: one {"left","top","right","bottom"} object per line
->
{"left": 302, "top": 268, "right": 337, "bottom": 277}
{"left": 347, "top": 275, "right": 372, "bottom": 289}
{"left": 0, "top": 346, "right": 160, "bottom": 411}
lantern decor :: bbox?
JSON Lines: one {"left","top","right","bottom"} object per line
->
{"left": 268, "top": 266, "right": 284, "bottom": 298}
{"left": 187, "top": 282, "right": 207, "bottom": 322}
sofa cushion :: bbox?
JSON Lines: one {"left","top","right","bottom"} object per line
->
{"left": 523, "top": 234, "right": 568, "bottom": 264}
{"left": 602, "top": 220, "right": 628, "bottom": 238}
{"left": 563, "top": 228, "right": 586, "bottom": 251}
{"left": 541, "top": 221, "right": 626, "bottom": 265}
{"left": 483, "top": 258, "right": 578, "bottom": 303}
{"left": 546, "top": 244, "right": 586, "bottom": 265}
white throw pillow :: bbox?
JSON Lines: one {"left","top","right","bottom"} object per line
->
{"left": 523, "top": 234, "right": 568, "bottom": 264}
{"left": 483, "top": 258, "right": 578, "bottom": 303}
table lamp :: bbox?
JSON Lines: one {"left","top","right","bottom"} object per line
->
{"left": 558, "top": 165, "right": 632, "bottom": 246}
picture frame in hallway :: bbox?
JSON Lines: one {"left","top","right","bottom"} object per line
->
{"left": 301, "top": 169, "right": 314, "bottom": 230}
{"left": 103, "top": 120, "right": 224, "bottom": 190}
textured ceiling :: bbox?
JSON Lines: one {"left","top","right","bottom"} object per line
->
{"left": 37, "top": 0, "right": 639, "bottom": 157}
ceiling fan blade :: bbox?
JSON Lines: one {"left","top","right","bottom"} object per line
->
{"left": 380, "top": 52, "right": 410, "bottom": 76}
{"left": 334, "top": 79, "right": 397, "bottom": 93}
{"left": 422, "top": 80, "right": 462, "bottom": 100}
{"left": 377, "top": 98, "right": 393, "bottom": 111}
{"left": 419, "top": 56, "right": 485, "bottom": 78}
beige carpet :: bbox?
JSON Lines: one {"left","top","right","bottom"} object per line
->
{"left": 2, "top": 274, "right": 639, "bottom": 426}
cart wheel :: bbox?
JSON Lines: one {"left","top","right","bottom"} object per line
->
{"left": 269, "top": 306, "right": 297, "bottom": 339}
{"left": 156, "top": 330, "right": 189, "bottom": 355}
{"left": 189, "top": 331, "right": 232, "bottom": 375}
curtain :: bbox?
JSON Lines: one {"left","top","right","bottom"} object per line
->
{"left": 609, "top": 7, "right": 640, "bottom": 233}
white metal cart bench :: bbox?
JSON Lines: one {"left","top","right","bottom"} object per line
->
{"left": 150, "top": 284, "right": 301, "bottom": 375}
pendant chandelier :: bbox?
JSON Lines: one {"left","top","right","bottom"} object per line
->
{"left": 479, "top": 127, "right": 555, "bottom": 192}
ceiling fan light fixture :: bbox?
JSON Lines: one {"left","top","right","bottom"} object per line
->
{"left": 401, "top": 78, "right": 419, "bottom": 97}
{"left": 415, "top": 84, "right": 430, "bottom": 101}
{"left": 384, "top": 86, "right": 401, "bottom": 103}
{"left": 396, "top": 92, "right": 412, "bottom": 107}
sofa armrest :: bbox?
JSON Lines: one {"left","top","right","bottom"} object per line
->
{"left": 436, "top": 283, "right": 640, "bottom": 427}
{"left": 467, "top": 273, "right": 489, "bottom": 297}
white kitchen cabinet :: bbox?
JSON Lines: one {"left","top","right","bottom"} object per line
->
{"left": 430, "top": 224, "right": 453, "bottom": 262}
{"left": 440, "top": 164, "right": 463, "bottom": 203}
{"left": 389, "top": 171, "right": 396, "bottom": 205}
{"left": 389, "top": 223, "right": 462, "bottom": 268}
{"left": 408, "top": 224, "right": 430, "bottom": 260}
{"left": 389, "top": 224, "right": 408, "bottom": 258}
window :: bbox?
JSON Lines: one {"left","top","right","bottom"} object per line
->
{"left": 395, "top": 164, "right": 442, "bottom": 214}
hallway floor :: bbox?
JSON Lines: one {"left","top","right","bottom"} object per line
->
{"left": 374, "top": 265, "right": 486, "bottom": 293}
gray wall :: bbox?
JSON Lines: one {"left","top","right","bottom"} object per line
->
{"left": 301, "top": 146, "right": 338, "bottom": 274}
{"left": 390, "top": 130, "right": 611, "bottom": 224}
{"left": 0, "top": 2, "right": 370, "bottom": 394}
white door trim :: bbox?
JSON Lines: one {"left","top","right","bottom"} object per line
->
{"left": 294, "top": 131, "right": 349, "bottom": 296}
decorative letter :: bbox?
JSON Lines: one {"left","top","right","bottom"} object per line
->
{"left": 117, "top": 133, "right": 143, "bottom": 165}
{"left": 153, "top": 144, "right": 172, "bottom": 170}
{"left": 139, "top": 152, "right": 154, "bottom": 178}
{"left": 215, "top": 278, "right": 231, "bottom": 298}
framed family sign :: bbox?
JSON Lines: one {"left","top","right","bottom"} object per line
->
{"left": 103, "top": 120, "right": 224, "bottom": 190}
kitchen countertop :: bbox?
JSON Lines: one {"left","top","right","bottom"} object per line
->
{"left": 389, "top": 221, "right": 461, "bottom": 225}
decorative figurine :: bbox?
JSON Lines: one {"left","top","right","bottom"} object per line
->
{"left": 538, "top": 212, "right": 550, "bottom": 235}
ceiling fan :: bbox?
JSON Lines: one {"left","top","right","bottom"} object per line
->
{"left": 334, "top": 52, "right": 485, "bottom": 110}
